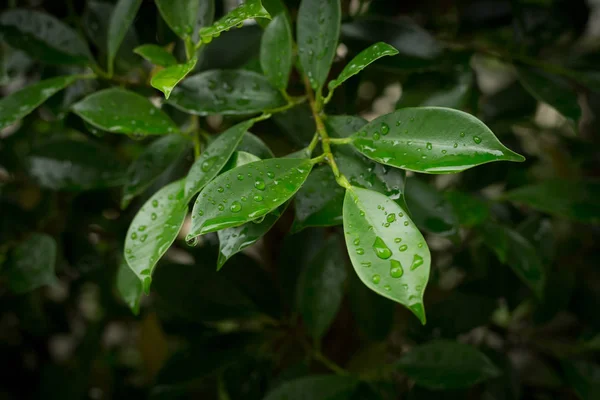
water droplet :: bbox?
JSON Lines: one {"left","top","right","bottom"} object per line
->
{"left": 442, "top": 150, "right": 447, "bottom": 154}
{"left": 359, "top": 210, "right": 365, "bottom": 216}
{"left": 199, "top": 210, "right": 204, "bottom": 216}
{"left": 399, "top": 244, "right": 408, "bottom": 252}
{"left": 140, "top": 234, "right": 147, "bottom": 243}
{"left": 151, "top": 213, "right": 157, "bottom": 220}
{"left": 453, "top": 142, "right": 458, "bottom": 148}
{"left": 217, "top": 187, "right": 224, "bottom": 193}
{"left": 417, "top": 242, "right": 423, "bottom": 248}
{"left": 130, "top": 232, "right": 137, "bottom": 240}
{"left": 253, "top": 195, "right": 263, "bottom": 202}
{"left": 396, "top": 120, "right": 402, "bottom": 126}
{"left": 356, "top": 248, "right": 365, "bottom": 255}
{"left": 411, "top": 254, "right": 424, "bottom": 270}
{"left": 403, "top": 221, "right": 409, "bottom": 226}
{"left": 473, "top": 136, "right": 482, "bottom": 144}
{"left": 426, "top": 142, "right": 432, "bottom": 150}
{"left": 386, "top": 213, "right": 396, "bottom": 223}
{"left": 459, "top": 132, "right": 465, "bottom": 137}
{"left": 267, "top": 171, "right": 275, "bottom": 179}
{"left": 237, "top": 174, "right": 244, "bottom": 181}
{"left": 201, "top": 157, "right": 216, "bottom": 172}
{"left": 254, "top": 178, "right": 266, "bottom": 190}
{"left": 390, "top": 259, "right": 404, "bottom": 278}
{"left": 138, "top": 225, "right": 146, "bottom": 231}
{"left": 217, "top": 204, "right": 224, "bottom": 211}
{"left": 152, "top": 200, "right": 159, "bottom": 207}
{"left": 381, "top": 123, "right": 390, "bottom": 135}
{"left": 361, "top": 262, "right": 371, "bottom": 268}
{"left": 384, "top": 285, "right": 391, "bottom": 291}
{"left": 353, "top": 238, "right": 360, "bottom": 245}
{"left": 394, "top": 237, "right": 402, "bottom": 243}
{"left": 372, "top": 274, "right": 381, "bottom": 284}
{"left": 230, "top": 201, "right": 242, "bottom": 213}
{"left": 373, "top": 132, "right": 380, "bottom": 140}
{"left": 372, "top": 237, "right": 392, "bottom": 259}
{"left": 241, "top": 196, "right": 247, "bottom": 202}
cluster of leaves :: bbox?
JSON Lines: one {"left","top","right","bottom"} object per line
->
{"left": 1, "top": 0, "right": 600, "bottom": 399}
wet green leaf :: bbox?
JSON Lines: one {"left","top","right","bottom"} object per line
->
{"left": 134, "top": 44, "right": 177, "bottom": 67}
{"left": 0, "top": 9, "right": 92, "bottom": 65}
{"left": 124, "top": 180, "right": 187, "bottom": 294}
{"left": 405, "top": 177, "right": 459, "bottom": 237}
{"left": 562, "top": 360, "right": 600, "bottom": 400}
{"left": 156, "top": 0, "right": 200, "bottom": 39}
{"left": 72, "top": 88, "right": 179, "bottom": 135}
{"left": 184, "top": 119, "right": 255, "bottom": 200}
{"left": 188, "top": 158, "right": 313, "bottom": 236}
{"left": 6, "top": 233, "right": 57, "bottom": 293}
{"left": 503, "top": 180, "right": 600, "bottom": 224}
{"left": 481, "top": 223, "right": 546, "bottom": 298}
{"left": 397, "top": 340, "right": 500, "bottom": 389}
{"left": 27, "top": 139, "right": 124, "bottom": 190}
{"left": 151, "top": 57, "right": 197, "bottom": 99}
{"left": 328, "top": 42, "right": 398, "bottom": 93}
{"left": 260, "top": 14, "right": 292, "bottom": 90}
{"left": 107, "top": 0, "right": 142, "bottom": 73}
{"left": 0, "top": 75, "right": 80, "bottom": 130}
{"left": 263, "top": 375, "right": 359, "bottom": 400}
{"left": 198, "top": 0, "right": 271, "bottom": 43}
{"left": 122, "top": 134, "right": 190, "bottom": 209}
{"left": 343, "top": 186, "right": 430, "bottom": 324}
{"left": 168, "top": 69, "right": 285, "bottom": 115}
{"left": 237, "top": 132, "right": 275, "bottom": 159}
{"left": 116, "top": 261, "right": 142, "bottom": 314}
{"left": 297, "top": 0, "right": 341, "bottom": 90}
{"left": 297, "top": 235, "right": 347, "bottom": 340}
{"left": 350, "top": 107, "right": 525, "bottom": 174}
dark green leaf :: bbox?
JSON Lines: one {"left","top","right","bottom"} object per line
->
{"left": 27, "top": 139, "right": 124, "bottom": 190}
{"left": 343, "top": 186, "right": 430, "bottom": 324}
{"left": 297, "top": 235, "right": 347, "bottom": 339}
{"left": 260, "top": 13, "right": 292, "bottom": 90}
{"left": 397, "top": 340, "right": 500, "bottom": 390}
{"left": 188, "top": 158, "right": 313, "bottom": 236}
{"left": 198, "top": 0, "right": 271, "bottom": 43}
{"left": 168, "top": 69, "right": 285, "bottom": 115}
{"left": 397, "top": 70, "right": 474, "bottom": 110}
{"left": 6, "top": 233, "right": 57, "bottom": 293}
{"left": 328, "top": 42, "right": 398, "bottom": 93}
{"left": 107, "top": 0, "right": 142, "bottom": 73}
{"left": 562, "top": 360, "right": 600, "bottom": 400}
{"left": 134, "top": 44, "right": 177, "bottom": 67}
{"left": 264, "top": 375, "right": 359, "bottom": 400}
{"left": 151, "top": 58, "right": 197, "bottom": 99}
{"left": 297, "top": 0, "right": 340, "bottom": 90}
{"left": 481, "top": 223, "right": 546, "bottom": 298}
{"left": 116, "top": 261, "right": 142, "bottom": 314}
{"left": 405, "top": 177, "right": 459, "bottom": 237}
{"left": 0, "top": 75, "right": 80, "bottom": 130}
{"left": 517, "top": 65, "right": 581, "bottom": 122}
{"left": 237, "top": 132, "right": 275, "bottom": 159}
{"left": 348, "top": 272, "right": 394, "bottom": 341}
{"left": 72, "top": 88, "right": 179, "bottom": 135}
{"left": 122, "top": 134, "right": 190, "bottom": 209}
{"left": 504, "top": 180, "right": 600, "bottom": 224}
{"left": 0, "top": 9, "right": 92, "bottom": 65}
{"left": 124, "top": 180, "right": 187, "bottom": 294}
{"left": 155, "top": 0, "right": 199, "bottom": 39}
{"left": 184, "top": 119, "right": 255, "bottom": 200}
{"left": 445, "top": 191, "right": 490, "bottom": 227}
{"left": 350, "top": 107, "right": 525, "bottom": 173}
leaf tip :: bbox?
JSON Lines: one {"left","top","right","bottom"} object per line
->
{"left": 409, "top": 302, "right": 427, "bottom": 325}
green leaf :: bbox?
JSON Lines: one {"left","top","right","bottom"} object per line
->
{"left": 397, "top": 70, "right": 474, "bottom": 110}
{"left": 481, "top": 223, "right": 545, "bottom": 298}
{"left": 328, "top": 42, "right": 398, "bottom": 92}
{"left": 348, "top": 272, "right": 394, "bottom": 341}
{"left": 168, "top": 69, "right": 286, "bottom": 115}
{"left": 397, "top": 340, "right": 500, "bottom": 390}
{"left": 0, "top": 9, "right": 92, "bottom": 65}
{"left": 263, "top": 375, "right": 359, "bottom": 400}
{"left": 124, "top": 180, "right": 187, "bottom": 294}
{"left": 297, "top": 235, "right": 347, "bottom": 340}
{"left": 0, "top": 75, "right": 80, "bottom": 130}
{"left": 517, "top": 65, "right": 581, "bottom": 122}
{"left": 27, "top": 139, "right": 124, "bottom": 190}
{"left": 343, "top": 186, "right": 430, "bottom": 324}
{"left": 134, "top": 44, "right": 177, "bottom": 67}
{"left": 151, "top": 58, "right": 197, "bottom": 99}
{"left": 562, "top": 360, "right": 600, "bottom": 400}
{"left": 72, "top": 88, "right": 179, "bottom": 135}
{"left": 350, "top": 107, "right": 525, "bottom": 174}
{"left": 184, "top": 120, "right": 255, "bottom": 200}
{"left": 122, "top": 135, "right": 190, "bottom": 209}
{"left": 116, "top": 261, "right": 142, "bottom": 314}
{"left": 6, "top": 233, "right": 57, "bottom": 293}
{"left": 237, "top": 132, "right": 275, "bottom": 159}
{"left": 445, "top": 191, "right": 490, "bottom": 228}
{"left": 297, "top": 0, "right": 341, "bottom": 90}
{"left": 188, "top": 158, "right": 313, "bottom": 236}
{"left": 405, "top": 177, "right": 459, "bottom": 237}
{"left": 260, "top": 14, "right": 292, "bottom": 90}
{"left": 198, "top": 0, "right": 271, "bottom": 44}
{"left": 155, "top": 0, "right": 200, "bottom": 39}
{"left": 503, "top": 180, "right": 600, "bottom": 224}
{"left": 107, "top": 0, "right": 142, "bottom": 74}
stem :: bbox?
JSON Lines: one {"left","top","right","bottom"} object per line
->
{"left": 307, "top": 132, "right": 320, "bottom": 154}
{"left": 329, "top": 137, "right": 353, "bottom": 145}
{"left": 184, "top": 37, "right": 195, "bottom": 61}
{"left": 310, "top": 153, "right": 327, "bottom": 165}
{"left": 313, "top": 350, "right": 347, "bottom": 375}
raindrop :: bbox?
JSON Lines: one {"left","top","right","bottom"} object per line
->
{"left": 473, "top": 136, "right": 482, "bottom": 144}
{"left": 384, "top": 285, "right": 391, "bottom": 291}
{"left": 410, "top": 254, "right": 424, "bottom": 270}
{"left": 426, "top": 142, "right": 432, "bottom": 150}
{"left": 254, "top": 178, "right": 266, "bottom": 190}
{"left": 151, "top": 213, "right": 157, "bottom": 221}
{"left": 399, "top": 244, "right": 408, "bottom": 252}
{"left": 403, "top": 221, "right": 409, "bottom": 226}
{"left": 381, "top": 123, "right": 390, "bottom": 135}
{"left": 353, "top": 238, "right": 360, "bottom": 246}
{"left": 140, "top": 234, "right": 147, "bottom": 243}
{"left": 372, "top": 237, "right": 392, "bottom": 259}
{"left": 138, "top": 225, "right": 146, "bottom": 231}
{"left": 152, "top": 200, "right": 159, "bottom": 207}
{"left": 217, "top": 204, "right": 224, "bottom": 211}
{"left": 373, "top": 132, "right": 381, "bottom": 141}
{"left": 394, "top": 237, "right": 402, "bottom": 243}
{"left": 386, "top": 213, "right": 396, "bottom": 223}
{"left": 372, "top": 274, "right": 381, "bottom": 284}
{"left": 356, "top": 248, "right": 365, "bottom": 255}
{"left": 459, "top": 132, "right": 465, "bottom": 137}
{"left": 267, "top": 171, "right": 275, "bottom": 179}
{"left": 253, "top": 195, "right": 263, "bottom": 202}
{"left": 201, "top": 157, "right": 216, "bottom": 172}
{"left": 361, "top": 262, "right": 371, "bottom": 268}
{"left": 230, "top": 201, "right": 242, "bottom": 213}
{"left": 417, "top": 242, "right": 423, "bottom": 248}
{"left": 130, "top": 232, "right": 137, "bottom": 240}
{"left": 217, "top": 187, "right": 224, "bottom": 193}
{"left": 390, "top": 259, "right": 404, "bottom": 278}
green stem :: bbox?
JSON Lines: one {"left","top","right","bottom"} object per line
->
{"left": 313, "top": 350, "right": 347, "bottom": 375}
{"left": 307, "top": 132, "right": 320, "bottom": 154}
{"left": 184, "top": 37, "right": 195, "bottom": 61}
{"left": 310, "top": 153, "right": 327, "bottom": 165}
{"left": 329, "top": 137, "right": 353, "bottom": 145}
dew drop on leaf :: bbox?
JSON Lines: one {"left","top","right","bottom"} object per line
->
{"left": 254, "top": 177, "right": 266, "bottom": 190}
{"left": 372, "top": 274, "right": 381, "bottom": 284}
{"left": 390, "top": 259, "right": 404, "bottom": 278}
{"left": 356, "top": 248, "right": 365, "bottom": 255}
{"left": 387, "top": 213, "right": 396, "bottom": 223}
{"left": 473, "top": 136, "right": 482, "bottom": 144}
{"left": 399, "top": 244, "right": 408, "bottom": 252}
{"left": 373, "top": 237, "right": 392, "bottom": 259}
{"left": 230, "top": 201, "right": 242, "bottom": 213}
{"left": 410, "top": 254, "right": 424, "bottom": 270}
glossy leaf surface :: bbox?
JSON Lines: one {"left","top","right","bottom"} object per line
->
{"left": 189, "top": 158, "right": 313, "bottom": 236}
{"left": 263, "top": 375, "right": 358, "bottom": 400}
{"left": 124, "top": 180, "right": 187, "bottom": 294}
{"left": 0, "top": 75, "right": 79, "bottom": 130}
{"left": 237, "top": 132, "right": 275, "bottom": 159}
{"left": 184, "top": 120, "right": 254, "bottom": 200}
{"left": 260, "top": 14, "right": 292, "bottom": 90}
{"left": 107, "top": 0, "right": 142, "bottom": 72}
{"left": 297, "top": 235, "right": 347, "bottom": 340}
{"left": 482, "top": 223, "right": 546, "bottom": 298}
{"left": 351, "top": 107, "right": 525, "bottom": 173}
{"left": 133, "top": 44, "right": 177, "bottom": 67}
{"left": 117, "top": 261, "right": 142, "bottom": 314}
{"left": 397, "top": 340, "right": 500, "bottom": 389}
{"left": 343, "top": 186, "right": 430, "bottom": 324}
{"left": 0, "top": 9, "right": 92, "bottom": 65}
{"left": 6, "top": 234, "right": 57, "bottom": 293}
{"left": 297, "top": 0, "right": 341, "bottom": 90}
{"left": 72, "top": 88, "right": 179, "bottom": 135}
{"left": 155, "top": 0, "right": 199, "bottom": 39}
{"left": 122, "top": 134, "right": 190, "bottom": 209}
{"left": 405, "top": 177, "right": 459, "bottom": 237}
{"left": 168, "top": 69, "right": 285, "bottom": 115}
{"left": 151, "top": 58, "right": 197, "bottom": 99}
{"left": 328, "top": 42, "right": 398, "bottom": 92}
{"left": 198, "top": 0, "right": 271, "bottom": 43}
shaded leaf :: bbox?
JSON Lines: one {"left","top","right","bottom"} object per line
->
{"left": 6, "top": 234, "right": 57, "bottom": 293}
{"left": 134, "top": 44, "right": 177, "bottom": 67}
{"left": 237, "top": 132, "right": 275, "bottom": 159}
{"left": 107, "top": 0, "right": 142, "bottom": 73}
{"left": 405, "top": 177, "right": 459, "bottom": 237}
{"left": 151, "top": 57, "right": 197, "bottom": 99}
{"left": 445, "top": 191, "right": 490, "bottom": 227}
{"left": 155, "top": 0, "right": 200, "bottom": 39}
{"left": 260, "top": 13, "right": 293, "bottom": 90}
{"left": 397, "top": 70, "right": 474, "bottom": 110}
{"left": 116, "top": 260, "right": 142, "bottom": 314}
{"left": 264, "top": 375, "right": 359, "bottom": 400}
{"left": 198, "top": 0, "right": 271, "bottom": 43}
